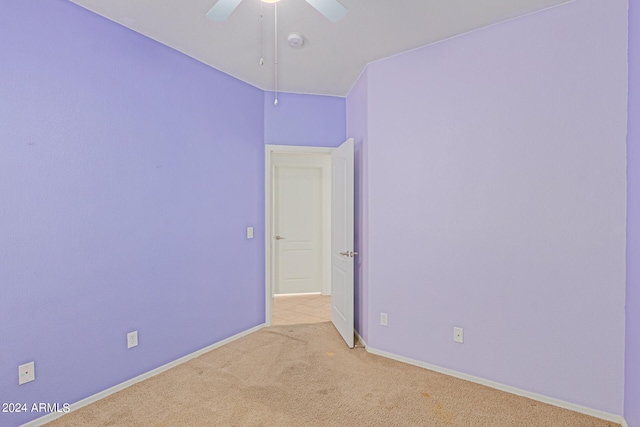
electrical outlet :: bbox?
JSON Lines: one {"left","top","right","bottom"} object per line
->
{"left": 453, "top": 327, "right": 464, "bottom": 343}
{"left": 380, "top": 312, "right": 388, "bottom": 326}
{"left": 127, "top": 331, "right": 138, "bottom": 349}
{"left": 247, "top": 226, "right": 254, "bottom": 239}
{"left": 18, "top": 362, "right": 35, "bottom": 385}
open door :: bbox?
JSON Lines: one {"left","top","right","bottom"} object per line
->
{"left": 331, "top": 138, "right": 355, "bottom": 348}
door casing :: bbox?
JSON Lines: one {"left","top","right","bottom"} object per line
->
{"left": 265, "top": 145, "right": 334, "bottom": 325}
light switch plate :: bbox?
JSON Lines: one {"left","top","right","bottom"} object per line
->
{"left": 247, "top": 227, "right": 254, "bottom": 239}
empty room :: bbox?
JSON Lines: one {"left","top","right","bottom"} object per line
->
{"left": 2, "top": 0, "right": 639, "bottom": 426}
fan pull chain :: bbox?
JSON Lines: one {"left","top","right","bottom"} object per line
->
{"left": 259, "top": 1, "right": 264, "bottom": 66}
{"left": 274, "top": 1, "right": 278, "bottom": 106}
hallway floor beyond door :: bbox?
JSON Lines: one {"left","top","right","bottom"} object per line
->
{"left": 272, "top": 294, "right": 330, "bottom": 325}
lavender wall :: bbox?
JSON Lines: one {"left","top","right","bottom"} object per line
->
{"left": 626, "top": 0, "right": 640, "bottom": 424}
{"left": 346, "top": 70, "right": 369, "bottom": 342}
{"left": 263, "top": 91, "right": 345, "bottom": 147}
{"left": 363, "top": 0, "right": 627, "bottom": 414}
{"left": 0, "top": 1, "right": 265, "bottom": 426}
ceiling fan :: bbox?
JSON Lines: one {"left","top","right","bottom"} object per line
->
{"left": 206, "top": 0, "right": 347, "bottom": 23}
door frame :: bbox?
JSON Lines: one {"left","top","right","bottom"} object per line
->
{"left": 265, "top": 145, "right": 334, "bottom": 326}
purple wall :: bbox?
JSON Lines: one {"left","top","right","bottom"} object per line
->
{"left": 0, "top": 1, "right": 265, "bottom": 426}
{"left": 363, "top": 0, "right": 627, "bottom": 414}
{"left": 263, "top": 91, "right": 345, "bottom": 147}
{"left": 626, "top": 0, "right": 640, "bottom": 424}
{"left": 346, "top": 70, "right": 369, "bottom": 342}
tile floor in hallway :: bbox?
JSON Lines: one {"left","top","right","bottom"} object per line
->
{"left": 272, "top": 293, "right": 331, "bottom": 325}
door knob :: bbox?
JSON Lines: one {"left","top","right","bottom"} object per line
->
{"left": 275, "top": 235, "right": 286, "bottom": 240}
{"left": 339, "top": 251, "right": 358, "bottom": 257}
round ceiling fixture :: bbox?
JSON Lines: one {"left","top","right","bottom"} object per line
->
{"left": 287, "top": 33, "right": 305, "bottom": 48}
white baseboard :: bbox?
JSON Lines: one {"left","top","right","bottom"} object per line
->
{"left": 21, "top": 323, "right": 266, "bottom": 427}
{"left": 19, "top": 325, "right": 626, "bottom": 427}
{"left": 366, "top": 346, "right": 625, "bottom": 426}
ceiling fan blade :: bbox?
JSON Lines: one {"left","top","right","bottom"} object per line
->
{"left": 304, "top": 0, "right": 347, "bottom": 23}
{"left": 206, "top": 0, "right": 243, "bottom": 22}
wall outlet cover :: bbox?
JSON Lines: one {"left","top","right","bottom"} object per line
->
{"left": 453, "top": 327, "right": 464, "bottom": 343}
{"left": 380, "top": 312, "right": 388, "bottom": 326}
{"left": 127, "top": 331, "right": 138, "bottom": 349}
{"left": 19, "top": 362, "right": 35, "bottom": 385}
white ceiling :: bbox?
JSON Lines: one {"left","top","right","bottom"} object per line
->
{"left": 69, "top": 0, "right": 571, "bottom": 97}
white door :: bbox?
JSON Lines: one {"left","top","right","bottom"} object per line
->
{"left": 273, "top": 154, "right": 329, "bottom": 294}
{"left": 331, "top": 138, "right": 355, "bottom": 348}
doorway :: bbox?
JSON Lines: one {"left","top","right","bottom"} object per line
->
{"left": 266, "top": 140, "right": 355, "bottom": 348}
{"left": 265, "top": 145, "right": 333, "bottom": 326}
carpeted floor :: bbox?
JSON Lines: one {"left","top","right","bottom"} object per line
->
{"left": 46, "top": 322, "right": 619, "bottom": 426}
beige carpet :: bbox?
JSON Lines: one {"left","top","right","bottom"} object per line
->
{"left": 46, "top": 322, "right": 619, "bottom": 427}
